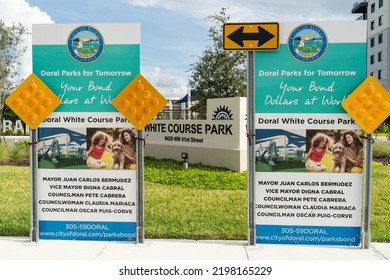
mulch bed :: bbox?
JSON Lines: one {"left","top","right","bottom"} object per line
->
{"left": 0, "top": 159, "right": 30, "bottom": 166}
{"left": 374, "top": 157, "right": 390, "bottom": 165}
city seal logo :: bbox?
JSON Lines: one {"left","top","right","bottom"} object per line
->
{"left": 288, "top": 24, "right": 327, "bottom": 63}
{"left": 67, "top": 25, "right": 104, "bottom": 63}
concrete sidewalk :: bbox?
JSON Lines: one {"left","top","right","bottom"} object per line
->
{"left": 0, "top": 237, "right": 389, "bottom": 260}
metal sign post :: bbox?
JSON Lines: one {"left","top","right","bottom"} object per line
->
{"left": 30, "top": 129, "right": 39, "bottom": 242}
{"left": 362, "top": 134, "right": 373, "bottom": 249}
{"left": 113, "top": 74, "right": 168, "bottom": 244}
{"left": 247, "top": 51, "right": 255, "bottom": 246}
{"left": 223, "top": 22, "right": 279, "bottom": 246}
{"left": 136, "top": 130, "right": 145, "bottom": 243}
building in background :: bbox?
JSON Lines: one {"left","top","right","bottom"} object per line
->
{"left": 158, "top": 90, "right": 199, "bottom": 120}
{"left": 352, "top": 0, "right": 389, "bottom": 92}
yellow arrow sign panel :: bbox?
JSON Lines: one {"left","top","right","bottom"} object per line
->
{"left": 223, "top": 22, "right": 279, "bottom": 51}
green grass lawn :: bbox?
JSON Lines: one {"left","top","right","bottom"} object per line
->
{"left": 0, "top": 166, "right": 30, "bottom": 236}
{"left": 1, "top": 158, "right": 389, "bottom": 242}
{"left": 371, "top": 162, "right": 390, "bottom": 242}
{"left": 145, "top": 183, "right": 247, "bottom": 240}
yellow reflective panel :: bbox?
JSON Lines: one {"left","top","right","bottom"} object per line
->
{"left": 5, "top": 74, "right": 61, "bottom": 129}
{"left": 342, "top": 76, "right": 390, "bottom": 134}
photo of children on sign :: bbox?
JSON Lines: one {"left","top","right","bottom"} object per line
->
{"left": 37, "top": 127, "right": 136, "bottom": 170}
{"left": 255, "top": 129, "right": 365, "bottom": 173}
{"left": 86, "top": 128, "right": 136, "bottom": 170}
{"left": 306, "top": 129, "right": 364, "bottom": 173}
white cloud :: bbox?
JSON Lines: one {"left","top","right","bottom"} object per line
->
{"left": 0, "top": 0, "right": 53, "bottom": 80}
{"left": 124, "top": 0, "right": 358, "bottom": 98}
{"left": 0, "top": 0, "right": 52, "bottom": 26}
{"left": 4, "top": 0, "right": 359, "bottom": 98}
{"left": 150, "top": 66, "right": 161, "bottom": 78}
{"left": 142, "top": 65, "right": 188, "bottom": 98}
{"left": 156, "top": 76, "right": 180, "bottom": 88}
{"left": 124, "top": 0, "right": 358, "bottom": 22}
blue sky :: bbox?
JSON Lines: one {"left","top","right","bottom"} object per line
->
{"left": 1, "top": 0, "right": 360, "bottom": 98}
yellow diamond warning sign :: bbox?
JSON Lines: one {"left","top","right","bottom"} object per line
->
{"left": 342, "top": 76, "right": 390, "bottom": 134}
{"left": 112, "top": 74, "right": 167, "bottom": 130}
{"left": 5, "top": 74, "right": 61, "bottom": 130}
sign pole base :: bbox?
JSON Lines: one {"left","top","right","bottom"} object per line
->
{"left": 362, "top": 133, "right": 373, "bottom": 249}
{"left": 136, "top": 129, "right": 145, "bottom": 244}
{"left": 30, "top": 129, "right": 39, "bottom": 242}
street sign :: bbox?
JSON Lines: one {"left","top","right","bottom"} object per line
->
{"left": 5, "top": 74, "right": 61, "bottom": 129}
{"left": 112, "top": 74, "right": 167, "bottom": 131}
{"left": 251, "top": 21, "right": 367, "bottom": 247}
{"left": 32, "top": 23, "right": 141, "bottom": 243}
{"left": 342, "top": 76, "right": 390, "bottom": 134}
{"left": 223, "top": 22, "right": 279, "bottom": 51}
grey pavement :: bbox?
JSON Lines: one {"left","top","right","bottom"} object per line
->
{"left": 0, "top": 237, "right": 389, "bottom": 260}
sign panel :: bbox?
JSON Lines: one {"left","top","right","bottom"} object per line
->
{"left": 5, "top": 74, "right": 61, "bottom": 129}
{"left": 342, "top": 76, "right": 390, "bottom": 134}
{"left": 223, "top": 22, "right": 279, "bottom": 51}
{"left": 33, "top": 23, "right": 140, "bottom": 241}
{"left": 112, "top": 74, "right": 168, "bottom": 130}
{"left": 254, "top": 21, "right": 366, "bottom": 246}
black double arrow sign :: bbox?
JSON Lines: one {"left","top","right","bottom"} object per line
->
{"left": 227, "top": 26, "right": 275, "bottom": 47}
{"left": 223, "top": 23, "right": 279, "bottom": 51}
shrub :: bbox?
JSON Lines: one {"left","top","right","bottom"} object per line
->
{"left": 8, "top": 140, "right": 29, "bottom": 159}
{"left": 373, "top": 141, "right": 390, "bottom": 158}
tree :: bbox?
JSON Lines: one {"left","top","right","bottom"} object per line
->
{"left": 187, "top": 8, "right": 246, "bottom": 119}
{"left": 0, "top": 20, "right": 29, "bottom": 138}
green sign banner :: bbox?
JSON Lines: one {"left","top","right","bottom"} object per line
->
{"left": 254, "top": 21, "right": 367, "bottom": 246}
{"left": 32, "top": 23, "right": 140, "bottom": 242}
